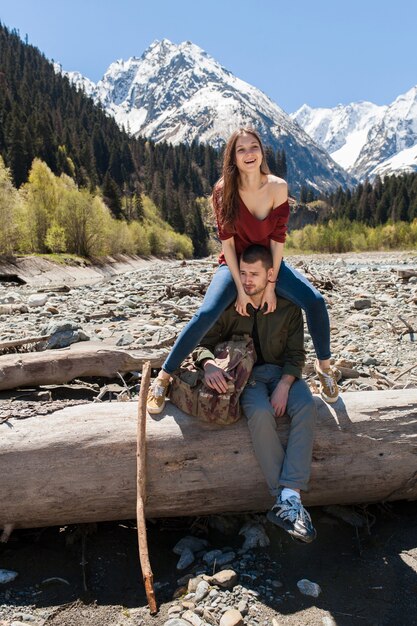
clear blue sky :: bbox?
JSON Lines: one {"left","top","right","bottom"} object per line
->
{"left": 1, "top": 0, "right": 416, "bottom": 113}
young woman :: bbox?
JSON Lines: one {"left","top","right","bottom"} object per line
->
{"left": 147, "top": 128, "right": 339, "bottom": 412}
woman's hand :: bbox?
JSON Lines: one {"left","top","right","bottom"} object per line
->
{"left": 235, "top": 291, "right": 252, "bottom": 316}
{"left": 261, "top": 282, "right": 277, "bottom": 314}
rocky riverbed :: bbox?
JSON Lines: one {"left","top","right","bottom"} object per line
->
{"left": 0, "top": 251, "right": 416, "bottom": 626}
{"left": 1, "top": 251, "right": 416, "bottom": 394}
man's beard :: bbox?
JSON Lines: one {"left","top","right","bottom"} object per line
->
{"left": 243, "top": 284, "right": 266, "bottom": 297}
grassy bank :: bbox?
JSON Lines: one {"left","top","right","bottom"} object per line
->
{"left": 286, "top": 219, "right": 417, "bottom": 253}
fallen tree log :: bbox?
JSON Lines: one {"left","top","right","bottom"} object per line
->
{"left": 0, "top": 342, "right": 166, "bottom": 390}
{"left": 0, "top": 389, "right": 416, "bottom": 530}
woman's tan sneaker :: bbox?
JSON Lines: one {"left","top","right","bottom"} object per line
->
{"left": 314, "top": 361, "right": 339, "bottom": 403}
{"left": 146, "top": 377, "right": 170, "bottom": 414}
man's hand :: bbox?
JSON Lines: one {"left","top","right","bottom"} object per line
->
{"left": 261, "top": 282, "right": 277, "bottom": 314}
{"left": 203, "top": 360, "right": 231, "bottom": 393}
{"left": 270, "top": 376, "right": 294, "bottom": 417}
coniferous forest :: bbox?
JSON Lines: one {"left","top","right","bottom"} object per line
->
{"left": 0, "top": 23, "right": 221, "bottom": 257}
{"left": 1, "top": 22, "right": 416, "bottom": 258}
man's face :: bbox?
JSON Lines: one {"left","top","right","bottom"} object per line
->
{"left": 239, "top": 259, "right": 272, "bottom": 297}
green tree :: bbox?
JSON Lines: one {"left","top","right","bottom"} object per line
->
{"left": 0, "top": 156, "right": 20, "bottom": 254}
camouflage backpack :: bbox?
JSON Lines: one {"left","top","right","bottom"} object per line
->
{"left": 169, "top": 335, "right": 256, "bottom": 425}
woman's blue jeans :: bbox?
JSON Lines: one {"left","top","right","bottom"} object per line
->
{"left": 162, "top": 260, "right": 331, "bottom": 374}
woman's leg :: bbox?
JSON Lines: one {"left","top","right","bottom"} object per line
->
{"left": 276, "top": 261, "right": 339, "bottom": 403}
{"left": 162, "top": 264, "right": 237, "bottom": 375}
{"left": 275, "top": 260, "right": 331, "bottom": 361}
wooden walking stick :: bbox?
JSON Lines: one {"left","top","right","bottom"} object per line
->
{"left": 136, "top": 361, "right": 157, "bottom": 614}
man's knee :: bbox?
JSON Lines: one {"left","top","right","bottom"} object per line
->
{"left": 287, "top": 381, "right": 317, "bottom": 422}
{"left": 244, "top": 405, "right": 276, "bottom": 433}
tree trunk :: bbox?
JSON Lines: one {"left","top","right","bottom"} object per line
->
{"left": 0, "top": 342, "right": 165, "bottom": 390}
{"left": 1, "top": 389, "right": 416, "bottom": 530}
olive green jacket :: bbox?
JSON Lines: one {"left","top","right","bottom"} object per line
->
{"left": 194, "top": 297, "right": 305, "bottom": 380}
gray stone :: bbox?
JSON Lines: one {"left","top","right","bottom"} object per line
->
{"left": 219, "top": 609, "right": 244, "bottom": 626}
{"left": 237, "top": 599, "right": 248, "bottom": 616}
{"left": 177, "top": 573, "right": 195, "bottom": 587}
{"left": 206, "top": 569, "right": 238, "bottom": 590}
{"left": 164, "top": 620, "right": 193, "bottom": 626}
{"left": 194, "top": 580, "right": 210, "bottom": 603}
{"left": 203, "top": 549, "right": 223, "bottom": 566}
{"left": 0, "top": 568, "right": 19, "bottom": 583}
{"left": 362, "top": 355, "right": 378, "bottom": 366}
{"left": 0, "top": 291, "right": 22, "bottom": 304}
{"left": 176, "top": 547, "right": 195, "bottom": 570}
{"left": 181, "top": 610, "right": 204, "bottom": 626}
{"left": 116, "top": 332, "right": 134, "bottom": 346}
{"left": 187, "top": 575, "right": 205, "bottom": 593}
{"left": 203, "top": 608, "right": 217, "bottom": 625}
{"left": 238, "top": 521, "right": 270, "bottom": 552}
{"left": 354, "top": 298, "right": 372, "bottom": 310}
{"left": 173, "top": 536, "right": 209, "bottom": 555}
{"left": 216, "top": 551, "right": 236, "bottom": 566}
{"left": 28, "top": 293, "right": 48, "bottom": 307}
{"left": 167, "top": 605, "right": 182, "bottom": 616}
{"left": 297, "top": 578, "right": 322, "bottom": 597}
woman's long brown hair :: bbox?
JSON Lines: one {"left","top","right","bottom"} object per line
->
{"left": 212, "top": 128, "right": 271, "bottom": 233}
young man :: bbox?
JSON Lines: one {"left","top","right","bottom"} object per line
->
{"left": 193, "top": 244, "right": 317, "bottom": 543}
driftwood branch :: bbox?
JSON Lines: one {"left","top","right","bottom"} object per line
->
{"left": 0, "top": 335, "right": 50, "bottom": 355}
{"left": 136, "top": 362, "right": 157, "bottom": 615}
{"left": 0, "top": 342, "right": 166, "bottom": 390}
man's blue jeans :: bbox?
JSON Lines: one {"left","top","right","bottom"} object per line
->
{"left": 240, "top": 364, "right": 317, "bottom": 496}
{"left": 162, "top": 261, "right": 331, "bottom": 374}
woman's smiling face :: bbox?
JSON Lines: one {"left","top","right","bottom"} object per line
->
{"left": 234, "top": 133, "right": 262, "bottom": 172}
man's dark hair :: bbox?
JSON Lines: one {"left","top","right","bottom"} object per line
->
{"left": 240, "top": 245, "right": 273, "bottom": 269}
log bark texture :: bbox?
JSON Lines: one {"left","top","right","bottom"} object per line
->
{"left": 0, "top": 389, "right": 416, "bottom": 530}
{"left": 0, "top": 342, "right": 165, "bottom": 390}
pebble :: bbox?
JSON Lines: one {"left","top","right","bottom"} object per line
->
{"left": 173, "top": 536, "right": 209, "bottom": 555}
{"left": 219, "top": 608, "right": 244, "bottom": 626}
{"left": 216, "top": 551, "right": 236, "bottom": 567}
{"left": 0, "top": 570, "right": 18, "bottom": 584}
{"left": 194, "top": 580, "right": 210, "bottom": 603}
{"left": 164, "top": 619, "right": 193, "bottom": 626}
{"left": 181, "top": 609, "right": 204, "bottom": 626}
{"left": 167, "top": 605, "right": 182, "bottom": 616}
{"left": 116, "top": 332, "right": 134, "bottom": 346}
{"left": 27, "top": 293, "right": 48, "bottom": 307}
{"left": 206, "top": 569, "right": 238, "bottom": 590}
{"left": 354, "top": 298, "right": 372, "bottom": 309}
{"left": 238, "top": 521, "right": 270, "bottom": 552}
{"left": 203, "top": 549, "right": 223, "bottom": 566}
{"left": 237, "top": 599, "right": 248, "bottom": 615}
{"left": 297, "top": 578, "right": 322, "bottom": 597}
{"left": 176, "top": 547, "right": 195, "bottom": 570}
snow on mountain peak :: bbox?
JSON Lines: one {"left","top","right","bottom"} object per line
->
{"left": 293, "top": 85, "right": 417, "bottom": 180}
{"left": 57, "top": 39, "right": 353, "bottom": 192}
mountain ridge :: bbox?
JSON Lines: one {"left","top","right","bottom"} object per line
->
{"left": 292, "top": 85, "right": 417, "bottom": 181}
{"left": 57, "top": 38, "right": 353, "bottom": 194}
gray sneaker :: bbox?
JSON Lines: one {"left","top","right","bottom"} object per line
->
{"left": 267, "top": 495, "right": 317, "bottom": 543}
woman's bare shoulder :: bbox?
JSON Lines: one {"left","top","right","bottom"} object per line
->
{"left": 266, "top": 174, "right": 287, "bottom": 188}
{"left": 266, "top": 175, "right": 288, "bottom": 203}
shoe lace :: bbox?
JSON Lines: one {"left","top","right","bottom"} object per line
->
{"left": 152, "top": 383, "right": 166, "bottom": 398}
{"left": 320, "top": 370, "right": 336, "bottom": 394}
{"left": 275, "top": 496, "right": 301, "bottom": 523}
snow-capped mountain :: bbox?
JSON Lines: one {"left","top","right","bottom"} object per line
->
{"left": 352, "top": 85, "right": 417, "bottom": 180}
{"left": 291, "top": 102, "right": 386, "bottom": 172}
{"left": 57, "top": 39, "right": 353, "bottom": 194}
{"left": 292, "top": 86, "right": 417, "bottom": 181}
